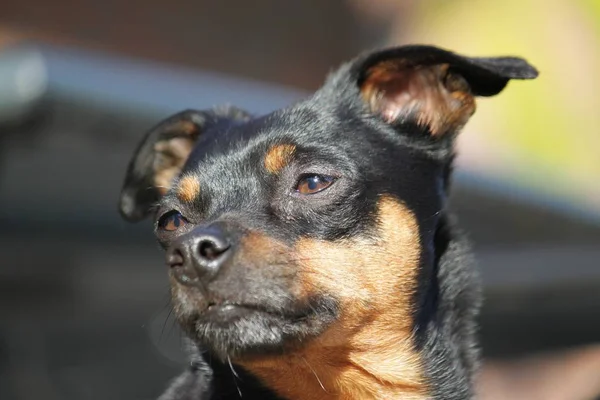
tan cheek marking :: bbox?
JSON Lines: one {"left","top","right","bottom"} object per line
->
{"left": 177, "top": 175, "right": 200, "bottom": 202}
{"left": 240, "top": 196, "right": 428, "bottom": 399}
{"left": 296, "top": 195, "right": 423, "bottom": 363}
{"left": 264, "top": 144, "right": 296, "bottom": 174}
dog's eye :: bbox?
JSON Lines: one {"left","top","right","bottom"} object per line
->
{"left": 158, "top": 211, "right": 187, "bottom": 232}
{"left": 296, "top": 174, "right": 335, "bottom": 195}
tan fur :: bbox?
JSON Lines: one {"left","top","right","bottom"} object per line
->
{"left": 237, "top": 231, "right": 291, "bottom": 265}
{"left": 239, "top": 195, "right": 428, "bottom": 399}
{"left": 153, "top": 137, "right": 196, "bottom": 194}
{"left": 151, "top": 119, "right": 201, "bottom": 194}
{"left": 264, "top": 144, "right": 296, "bottom": 174}
{"left": 177, "top": 120, "right": 200, "bottom": 135}
{"left": 177, "top": 175, "right": 200, "bottom": 203}
{"left": 361, "top": 63, "right": 476, "bottom": 136}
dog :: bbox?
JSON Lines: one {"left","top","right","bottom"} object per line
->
{"left": 119, "top": 45, "right": 537, "bottom": 399}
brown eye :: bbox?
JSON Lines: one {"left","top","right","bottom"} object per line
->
{"left": 158, "top": 211, "right": 187, "bottom": 232}
{"left": 296, "top": 174, "right": 335, "bottom": 195}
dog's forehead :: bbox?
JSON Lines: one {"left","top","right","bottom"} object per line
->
{"left": 183, "top": 105, "right": 348, "bottom": 171}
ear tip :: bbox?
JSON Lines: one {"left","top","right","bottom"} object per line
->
{"left": 479, "top": 56, "right": 539, "bottom": 80}
{"left": 525, "top": 65, "right": 540, "bottom": 79}
{"left": 506, "top": 57, "right": 540, "bottom": 79}
{"left": 521, "top": 68, "right": 539, "bottom": 79}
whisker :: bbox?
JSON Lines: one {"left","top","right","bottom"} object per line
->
{"left": 227, "top": 356, "right": 240, "bottom": 379}
{"left": 227, "top": 356, "right": 243, "bottom": 398}
{"left": 159, "top": 306, "right": 175, "bottom": 343}
{"left": 301, "top": 356, "right": 330, "bottom": 394}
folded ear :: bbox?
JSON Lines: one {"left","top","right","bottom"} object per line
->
{"left": 119, "top": 107, "right": 250, "bottom": 222}
{"left": 350, "top": 45, "right": 538, "bottom": 137}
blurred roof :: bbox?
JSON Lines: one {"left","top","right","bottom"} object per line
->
{"left": 0, "top": 0, "right": 363, "bottom": 89}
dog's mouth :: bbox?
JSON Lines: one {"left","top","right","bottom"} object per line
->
{"left": 201, "top": 301, "right": 272, "bottom": 319}
{"left": 197, "top": 300, "right": 313, "bottom": 325}
{"left": 173, "top": 292, "right": 338, "bottom": 360}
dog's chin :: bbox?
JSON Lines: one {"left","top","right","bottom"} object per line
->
{"left": 177, "top": 299, "right": 338, "bottom": 361}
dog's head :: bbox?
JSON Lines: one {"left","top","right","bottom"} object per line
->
{"left": 120, "top": 45, "right": 536, "bottom": 396}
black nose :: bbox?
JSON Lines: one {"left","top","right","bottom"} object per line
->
{"left": 166, "top": 225, "right": 231, "bottom": 284}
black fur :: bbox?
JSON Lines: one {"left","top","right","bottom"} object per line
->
{"left": 119, "top": 45, "right": 537, "bottom": 399}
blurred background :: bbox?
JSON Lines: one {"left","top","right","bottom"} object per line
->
{"left": 0, "top": 1, "right": 599, "bottom": 399}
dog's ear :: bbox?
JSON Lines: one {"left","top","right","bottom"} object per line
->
{"left": 349, "top": 45, "right": 538, "bottom": 137}
{"left": 119, "top": 108, "right": 249, "bottom": 222}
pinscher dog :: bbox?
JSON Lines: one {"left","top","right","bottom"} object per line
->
{"left": 119, "top": 45, "right": 537, "bottom": 399}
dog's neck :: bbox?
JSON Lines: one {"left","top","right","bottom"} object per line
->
{"left": 237, "top": 311, "right": 428, "bottom": 400}
{"left": 416, "top": 215, "right": 481, "bottom": 399}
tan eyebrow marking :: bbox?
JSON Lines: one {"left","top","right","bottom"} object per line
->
{"left": 176, "top": 175, "right": 200, "bottom": 202}
{"left": 264, "top": 144, "right": 296, "bottom": 174}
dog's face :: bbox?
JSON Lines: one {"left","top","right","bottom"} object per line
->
{"left": 120, "top": 46, "right": 537, "bottom": 367}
